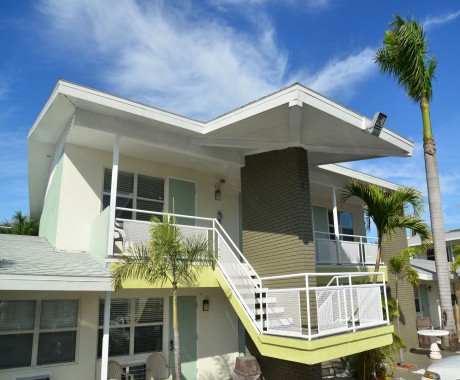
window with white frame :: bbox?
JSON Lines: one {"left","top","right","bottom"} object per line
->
{"left": 97, "top": 298, "right": 164, "bottom": 358}
{"left": 327, "top": 210, "right": 354, "bottom": 241}
{"left": 0, "top": 299, "right": 78, "bottom": 369}
{"left": 313, "top": 205, "right": 354, "bottom": 241}
{"left": 103, "top": 169, "right": 164, "bottom": 221}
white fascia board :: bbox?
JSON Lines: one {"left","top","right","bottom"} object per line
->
{"left": 417, "top": 272, "right": 434, "bottom": 281}
{"left": 205, "top": 86, "right": 301, "bottom": 133}
{"left": 296, "top": 85, "right": 413, "bottom": 155}
{"left": 28, "top": 81, "right": 63, "bottom": 139}
{"left": 58, "top": 81, "right": 206, "bottom": 134}
{"left": 378, "top": 128, "right": 414, "bottom": 157}
{"left": 0, "top": 275, "right": 112, "bottom": 291}
{"left": 317, "top": 164, "right": 402, "bottom": 190}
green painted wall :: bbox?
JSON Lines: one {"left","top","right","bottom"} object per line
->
{"left": 169, "top": 296, "right": 197, "bottom": 380}
{"left": 89, "top": 206, "right": 110, "bottom": 264}
{"left": 39, "top": 157, "right": 64, "bottom": 247}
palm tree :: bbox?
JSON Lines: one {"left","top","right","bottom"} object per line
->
{"left": 0, "top": 211, "right": 39, "bottom": 236}
{"left": 388, "top": 247, "right": 420, "bottom": 366}
{"left": 375, "top": 15, "right": 457, "bottom": 348}
{"left": 341, "top": 180, "right": 430, "bottom": 282}
{"left": 112, "top": 215, "right": 216, "bottom": 380}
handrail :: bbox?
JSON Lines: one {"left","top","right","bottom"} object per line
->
{"left": 214, "top": 221, "right": 261, "bottom": 285}
{"left": 314, "top": 230, "right": 378, "bottom": 242}
{"left": 109, "top": 208, "right": 390, "bottom": 340}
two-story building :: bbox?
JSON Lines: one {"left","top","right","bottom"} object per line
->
{"left": 0, "top": 80, "right": 418, "bottom": 379}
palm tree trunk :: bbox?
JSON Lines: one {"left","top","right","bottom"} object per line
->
{"left": 173, "top": 287, "right": 181, "bottom": 380}
{"left": 421, "top": 98, "right": 457, "bottom": 349}
{"left": 372, "top": 240, "right": 382, "bottom": 283}
{"left": 395, "top": 284, "right": 404, "bottom": 366}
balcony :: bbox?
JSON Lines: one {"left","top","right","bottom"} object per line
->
{"left": 315, "top": 231, "right": 379, "bottom": 266}
{"left": 105, "top": 207, "right": 389, "bottom": 343}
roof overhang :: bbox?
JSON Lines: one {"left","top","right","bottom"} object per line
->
{"left": 29, "top": 80, "right": 413, "bottom": 217}
{"left": 0, "top": 274, "right": 111, "bottom": 291}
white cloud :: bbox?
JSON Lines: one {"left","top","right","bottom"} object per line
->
{"left": 38, "top": 0, "right": 286, "bottom": 120}
{"left": 423, "top": 10, "right": 460, "bottom": 30}
{"left": 302, "top": 48, "right": 377, "bottom": 97}
{"left": 37, "top": 0, "right": 373, "bottom": 119}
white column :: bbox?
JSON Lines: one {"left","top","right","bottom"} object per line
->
{"left": 332, "top": 187, "right": 340, "bottom": 262}
{"left": 332, "top": 187, "right": 340, "bottom": 238}
{"left": 100, "top": 290, "right": 112, "bottom": 380}
{"left": 107, "top": 135, "right": 120, "bottom": 257}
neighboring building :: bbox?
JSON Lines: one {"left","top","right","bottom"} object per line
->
{"left": 409, "top": 229, "right": 460, "bottom": 329}
{"left": 1, "top": 80, "right": 416, "bottom": 379}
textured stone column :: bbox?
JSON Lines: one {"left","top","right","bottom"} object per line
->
{"left": 241, "top": 147, "right": 316, "bottom": 277}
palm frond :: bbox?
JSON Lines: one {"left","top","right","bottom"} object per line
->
{"left": 375, "top": 15, "right": 436, "bottom": 103}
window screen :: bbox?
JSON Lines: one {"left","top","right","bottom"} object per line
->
{"left": 103, "top": 169, "right": 164, "bottom": 221}
{"left": 98, "top": 298, "right": 164, "bottom": 358}
{"left": 0, "top": 299, "right": 78, "bottom": 369}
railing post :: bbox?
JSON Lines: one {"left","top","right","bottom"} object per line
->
{"left": 100, "top": 290, "right": 111, "bottom": 380}
{"left": 260, "top": 281, "right": 263, "bottom": 332}
{"left": 107, "top": 135, "right": 120, "bottom": 258}
{"left": 305, "top": 274, "right": 312, "bottom": 340}
{"left": 349, "top": 274, "right": 356, "bottom": 332}
{"left": 382, "top": 272, "right": 390, "bottom": 325}
{"left": 332, "top": 187, "right": 341, "bottom": 263}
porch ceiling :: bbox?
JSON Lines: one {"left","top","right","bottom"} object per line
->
{"left": 29, "top": 80, "right": 413, "bottom": 218}
{"left": 30, "top": 81, "right": 413, "bottom": 168}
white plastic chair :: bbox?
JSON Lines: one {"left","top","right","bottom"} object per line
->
{"left": 108, "top": 360, "right": 134, "bottom": 380}
{"left": 146, "top": 353, "right": 172, "bottom": 380}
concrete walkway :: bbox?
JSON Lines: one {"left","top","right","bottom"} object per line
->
{"left": 322, "top": 348, "right": 460, "bottom": 379}
{"left": 391, "top": 348, "right": 459, "bottom": 380}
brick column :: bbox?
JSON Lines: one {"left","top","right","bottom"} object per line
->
{"left": 241, "top": 147, "right": 316, "bottom": 276}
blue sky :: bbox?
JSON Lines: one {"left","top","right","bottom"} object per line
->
{"left": 1, "top": 0, "right": 460, "bottom": 230}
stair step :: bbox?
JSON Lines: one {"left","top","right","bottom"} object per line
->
{"left": 255, "top": 306, "right": 285, "bottom": 316}
{"left": 264, "top": 317, "right": 294, "bottom": 329}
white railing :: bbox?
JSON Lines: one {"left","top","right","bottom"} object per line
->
{"left": 259, "top": 272, "right": 389, "bottom": 340}
{"left": 111, "top": 208, "right": 389, "bottom": 340}
{"left": 315, "top": 231, "right": 379, "bottom": 265}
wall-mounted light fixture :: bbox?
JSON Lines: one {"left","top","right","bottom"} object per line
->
{"left": 366, "top": 112, "right": 387, "bottom": 137}
{"left": 428, "top": 286, "right": 432, "bottom": 292}
{"left": 217, "top": 211, "right": 223, "bottom": 224}
{"left": 215, "top": 179, "right": 226, "bottom": 201}
{"left": 203, "top": 299, "right": 209, "bottom": 311}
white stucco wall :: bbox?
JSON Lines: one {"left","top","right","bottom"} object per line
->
{"left": 93, "top": 287, "right": 239, "bottom": 380}
{"left": 52, "top": 144, "right": 240, "bottom": 253}
{"left": 0, "top": 291, "right": 100, "bottom": 380}
{"left": 1, "top": 287, "right": 239, "bottom": 380}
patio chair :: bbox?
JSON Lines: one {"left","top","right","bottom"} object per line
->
{"left": 108, "top": 360, "right": 134, "bottom": 380}
{"left": 146, "top": 353, "right": 172, "bottom": 380}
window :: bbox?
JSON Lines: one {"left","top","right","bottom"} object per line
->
{"left": 97, "top": 298, "right": 164, "bottom": 358}
{"left": 327, "top": 210, "right": 354, "bottom": 241}
{"left": 103, "top": 169, "right": 164, "bottom": 221}
{"left": 0, "top": 300, "right": 78, "bottom": 369}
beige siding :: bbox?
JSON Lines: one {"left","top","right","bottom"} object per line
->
{"left": 382, "top": 229, "right": 419, "bottom": 349}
